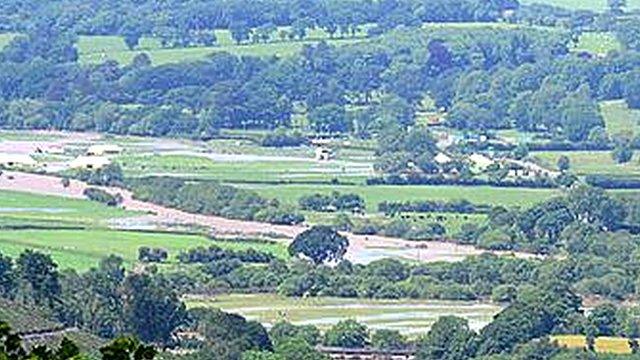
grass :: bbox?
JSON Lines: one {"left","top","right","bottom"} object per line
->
{"left": 0, "top": 228, "right": 288, "bottom": 271}
{"left": 239, "top": 184, "right": 560, "bottom": 211}
{"left": 77, "top": 33, "right": 362, "bottom": 65}
{"left": 533, "top": 151, "right": 640, "bottom": 176}
{"left": 552, "top": 335, "right": 633, "bottom": 354}
{"left": 186, "top": 293, "right": 501, "bottom": 335}
{"left": 572, "top": 32, "right": 622, "bottom": 55}
{"left": 0, "top": 33, "right": 17, "bottom": 49}
{"left": 0, "top": 190, "right": 136, "bottom": 228}
{"left": 520, "top": 0, "right": 640, "bottom": 11}
{"left": 601, "top": 100, "right": 640, "bottom": 138}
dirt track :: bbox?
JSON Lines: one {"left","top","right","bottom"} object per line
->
{"left": 0, "top": 171, "right": 538, "bottom": 263}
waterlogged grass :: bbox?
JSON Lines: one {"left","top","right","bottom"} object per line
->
{"left": 601, "top": 100, "right": 640, "bottom": 137}
{"left": 118, "top": 153, "right": 373, "bottom": 183}
{"left": 186, "top": 293, "right": 502, "bottom": 335}
{"left": 553, "top": 335, "right": 633, "bottom": 354}
{"left": 240, "top": 184, "right": 559, "bottom": 211}
{"left": 0, "top": 229, "right": 288, "bottom": 271}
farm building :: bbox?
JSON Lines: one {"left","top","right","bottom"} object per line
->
{"left": 0, "top": 153, "right": 37, "bottom": 168}
{"left": 434, "top": 152, "right": 453, "bottom": 164}
{"left": 69, "top": 156, "right": 111, "bottom": 170}
{"left": 315, "top": 147, "right": 333, "bottom": 161}
{"left": 86, "top": 144, "right": 123, "bottom": 156}
{"left": 468, "top": 153, "right": 495, "bottom": 171}
{"left": 504, "top": 159, "right": 560, "bottom": 179}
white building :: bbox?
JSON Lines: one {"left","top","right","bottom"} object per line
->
{"left": 69, "top": 156, "right": 111, "bottom": 170}
{"left": 86, "top": 144, "right": 123, "bottom": 156}
{"left": 0, "top": 153, "right": 37, "bottom": 168}
{"left": 315, "top": 147, "right": 333, "bottom": 161}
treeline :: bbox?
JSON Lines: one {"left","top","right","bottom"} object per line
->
{"left": 177, "top": 245, "right": 275, "bottom": 264}
{"left": 298, "top": 192, "right": 365, "bottom": 212}
{"left": 379, "top": 199, "right": 491, "bottom": 215}
{"left": 0, "top": 0, "right": 518, "bottom": 46}
{"left": 127, "top": 177, "right": 304, "bottom": 225}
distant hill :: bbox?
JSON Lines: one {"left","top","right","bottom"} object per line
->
{"left": 521, "top": 0, "right": 640, "bottom": 11}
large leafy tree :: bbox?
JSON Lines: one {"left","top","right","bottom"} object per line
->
{"left": 416, "top": 316, "right": 476, "bottom": 360}
{"left": 16, "top": 250, "right": 61, "bottom": 308}
{"left": 288, "top": 226, "right": 349, "bottom": 265}
{"left": 323, "top": 320, "right": 369, "bottom": 348}
{"left": 123, "top": 273, "right": 187, "bottom": 344}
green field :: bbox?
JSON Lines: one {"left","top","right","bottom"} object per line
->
{"left": 240, "top": 184, "right": 559, "bottom": 211}
{"left": 573, "top": 32, "right": 622, "bottom": 55}
{"left": 0, "top": 228, "right": 287, "bottom": 271}
{"left": 521, "top": 0, "right": 640, "bottom": 11}
{"left": 77, "top": 32, "right": 362, "bottom": 65}
{"left": 0, "top": 190, "right": 136, "bottom": 228}
{"left": 601, "top": 100, "right": 640, "bottom": 137}
{"left": 534, "top": 151, "right": 640, "bottom": 176}
{"left": 187, "top": 293, "right": 501, "bottom": 335}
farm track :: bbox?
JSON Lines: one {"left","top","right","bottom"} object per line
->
{"left": 0, "top": 171, "right": 539, "bottom": 263}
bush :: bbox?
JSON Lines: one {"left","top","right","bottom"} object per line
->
{"left": 83, "top": 187, "right": 123, "bottom": 206}
{"left": 261, "top": 130, "right": 308, "bottom": 147}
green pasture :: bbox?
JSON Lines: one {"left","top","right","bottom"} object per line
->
{"left": 0, "top": 190, "right": 135, "bottom": 228}
{"left": 521, "top": 0, "right": 640, "bottom": 11}
{"left": 77, "top": 33, "right": 362, "bottom": 65}
{"left": 572, "top": 32, "right": 622, "bottom": 55}
{"left": 240, "top": 184, "right": 559, "bottom": 211}
{"left": 187, "top": 293, "right": 501, "bottom": 335}
{"left": 0, "top": 228, "right": 287, "bottom": 271}
{"left": 534, "top": 151, "right": 640, "bottom": 176}
{"left": 601, "top": 100, "right": 640, "bottom": 137}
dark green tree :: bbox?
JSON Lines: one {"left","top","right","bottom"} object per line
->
{"left": 288, "top": 226, "right": 349, "bottom": 265}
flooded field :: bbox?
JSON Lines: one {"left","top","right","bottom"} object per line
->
{"left": 186, "top": 293, "right": 502, "bottom": 336}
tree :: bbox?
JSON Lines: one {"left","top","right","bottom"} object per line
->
{"left": 608, "top": 0, "right": 627, "bottom": 15}
{"left": 308, "top": 103, "right": 348, "bottom": 133}
{"left": 230, "top": 21, "right": 251, "bottom": 44}
{"left": 0, "top": 254, "right": 16, "bottom": 298}
{"left": 123, "top": 273, "right": 187, "bottom": 344}
{"left": 371, "top": 329, "right": 406, "bottom": 350}
{"left": 588, "top": 303, "right": 620, "bottom": 336}
{"left": 557, "top": 155, "right": 571, "bottom": 172}
{"left": 416, "top": 316, "right": 476, "bottom": 360}
{"left": 274, "top": 337, "right": 328, "bottom": 360}
{"left": 323, "top": 320, "right": 369, "bottom": 348}
{"left": 288, "top": 226, "right": 349, "bottom": 265}
{"left": 16, "top": 250, "right": 61, "bottom": 307}
{"left": 612, "top": 142, "right": 633, "bottom": 164}
{"left": 100, "top": 336, "right": 156, "bottom": 360}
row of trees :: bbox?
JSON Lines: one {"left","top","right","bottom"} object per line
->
{"left": 128, "top": 177, "right": 304, "bottom": 225}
